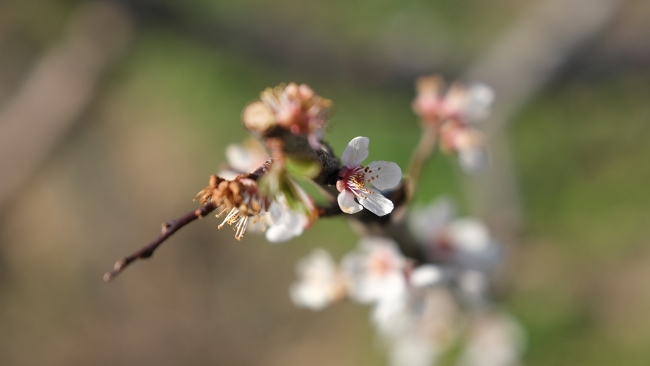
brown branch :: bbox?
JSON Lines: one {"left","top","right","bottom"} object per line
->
{"left": 406, "top": 125, "right": 438, "bottom": 202}
{"left": 103, "top": 202, "right": 216, "bottom": 282}
{"left": 0, "top": 2, "right": 132, "bottom": 208}
{"left": 316, "top": 203, "right": 343, "bottom": 218}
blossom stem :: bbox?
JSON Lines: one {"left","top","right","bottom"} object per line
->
{"left": 406, "top": 125, "right": 438, "bottom": 201}
{"left": 103, "top": 202, "right": 216, "bottom": 282}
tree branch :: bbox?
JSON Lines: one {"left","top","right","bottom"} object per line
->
{"left": 103, "top": 202, "right": 216, "bottom": 282}
{"left": 406, "top": 126, "right": 438, "bottom": 202}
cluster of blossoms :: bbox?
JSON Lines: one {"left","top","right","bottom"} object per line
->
{"left": 412, "top": 75, "right": 495, "bottom": 172}
{"left": 290, "top": 210, "right": 524, "bottom": 366}
{"left": 242, "top": 82, "right": 332, "bottom": 149}
{"left": 184, "top": 77, "right": 524, "bottom": 366}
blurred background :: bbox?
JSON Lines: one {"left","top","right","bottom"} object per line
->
{"left": 1, "top": 0, "right": 649, "bottom": 365}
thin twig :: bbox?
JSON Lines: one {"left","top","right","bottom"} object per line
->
{"left": 406, "top": 126, "right": 438, "bottom": 201}
{"left": 317, "top": 203, "right": 343, "bottom": 218}
{"left": 103, "top": 202, "right": 216, "bottom": 282}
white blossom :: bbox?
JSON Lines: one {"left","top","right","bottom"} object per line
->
{"left": 408, "top": 197, "right": 456, "bottom": 244}
{"left": 410, "top": 265, "right": 445, "bottom": 288}
{"left": 336, "top": 137, "right": 402, "bottom": 216}
{"left": 409, "top": 199, "right": 502, "bottom": 275}
{"left": 448, "top": 219, "right": 502, "bottom": 274}
{"left": 458, "top": 311, "right": 526, "bottom": 366}
{"left": 389, "top": 335, "right": 437, "bottom": 366}
{"left": 220, "top": 139, "right": 270, "bottom": 179}
{"left": 341, "top": 237, "right": 408, "bottom": 304}
{"left": 264, "top": 196, "right": 307, "bottom": 243}
{"left": 373, "top": 287, "right": 461, "bottom": 366}
{"left": 289, "top": 249, "right": 345, "bottom": 311}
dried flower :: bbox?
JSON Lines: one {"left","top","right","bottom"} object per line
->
{"left": 195, "top": 175, "right": 270, "bottom": 240}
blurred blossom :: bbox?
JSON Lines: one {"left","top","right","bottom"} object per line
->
{"left": 389, "top": 335, "right": 436, "bottom": 366}
{"left": 412, "top": 76, "right": 494, "bottom": 172}
{"left": 459, "top": 311, "right": 526, "bottom": 366}
{"left": 409, "top": 198, "right": 503, "bottom": 275}
{"left": 439, "top": 121, "right": 489, "bottom": 173}
{"left": 456, "top": 270, "right": 491, "bottom": 306}
{"left": 341, "top": 236, "right": 408, "bottom": 304}
{"left": 447, "top": 219, "right": 502, "bottom": 274}
{"left": 410, "top": 264, "right": 445, "bottom": 288}
{"left": 220, "top": 138, "right": 270, "bottom": 179}
{"left": 412, "top": 76, "right": 494, "bottom": 127}
{"left": 264, "top": 194, "right": 308, "bottom": 243}
{"left": 409, "top": 196, "right": 456, "bottom": 244}
{"left": 290, "top": 249, "right": 345, "bottom": 310}
{"left": 336, "top": 136, "right": 402, "bottom": 216}
{"left": 242, "top": 83, "right": 332, "bottom": 149}
{"left": 374, "top": 287, "right": 461, "bottom": 366}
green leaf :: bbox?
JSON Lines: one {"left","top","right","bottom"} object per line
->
{"left": 285, "top": 157, "right": 321, "bottom": 179}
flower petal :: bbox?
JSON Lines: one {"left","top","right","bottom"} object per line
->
{"left": 267, "top": 201, "right": 283, "bottom": 226}
{"left": 337, "top": 190, "right": 363, "bottom": 214}
{"left": 410, "top": 265, "right": 444, "bottom": 287}
{"left": 266, "top": 211, "right": 306, "bottom": 243}
{"left": 459, "top": 146, "right": 488, "bottom": 173}
{"left": 464, "top": 83, "right": 495, "bottom": 122}
{"left": 448, "top": 218, "right": 490, "bottom": 251}
{"left": 365, "top": 161, "right": 402, "bottom": 190}
{"left": 289, "top": 282, "right": 330, "bottom": 310}
{"left": 358, "top": 188, "right": 394, "bottom": 216}
{"left": 341, "top": 136, "right": 369, "bottom": 168}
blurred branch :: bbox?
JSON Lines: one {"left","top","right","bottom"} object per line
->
{"left": 0, "top": 1, "right": 132, "bottom": 208}
{"left": 406, "top": 126, "right": 438, "bottom": 201}
{"left": 103, "top": 202, "right": 216, "bottom": 282}
{"left": 462, "top": 0, "right": 623, "bottom": 242}
{"left": 117, "top": 0, "right": 645, "bottom": 88}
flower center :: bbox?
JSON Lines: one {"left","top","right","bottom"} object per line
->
{"left": 337, "top": 166, "right": 366, "bottom": 192}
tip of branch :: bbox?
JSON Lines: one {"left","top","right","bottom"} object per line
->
{"left": 103, "top": 271, "right": 114, "bottom": 282}
{"left": 103, "top": 258, "right": 127, "bottom": 283}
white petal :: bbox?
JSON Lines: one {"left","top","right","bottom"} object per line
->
{"left": 459, "top": 147, "right": 488, "bottom": 173}
{"left": 464, "top": 83, "right": 495, "bottom": 122}
{"left": 389, "top": 336, "right": 437, "bottom": 366}
{"left": 411, "top": 265, "right": 444, "bottom": 287}
{"left": 408, "top": 197, "right": 456, "bottom": 243}
{"left": 365, "top": 161, "right": 402, "bottom": 190}
{"left": 267, "top": 201, "right": 283, "bottom": 225}
{"left": 448, "top": 218, "right": 490, "bottom": 252}
{"left": 338, "top": 190, "right": 363, "bottom": 214}
{"left": 217, "top": 169, "right": 240, "bottom": 180}
{"left": 341, "top": 136, "right": 369, "bottom": 168}
{"left": 226, "top": 144, "right": 253, "bottom": 173}
{"left": 266, "top": 212, "right": 306, "bottom": 243}
{"left": 289, "top": 283, "right": 330, "bottom": 310}
{"left": 358, "top": 189, "right": 394, "bottom": 216}
{"left": 266, "top": 225, "right": 294, "bottom": 243}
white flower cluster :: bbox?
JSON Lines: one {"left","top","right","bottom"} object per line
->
{"left": 289, "top": 199, "right": 525, "bottom": 366}
{"left": 209, "top": 80, "right": 523, "bottom": 366}
{"left": 412, "top": 76, "right": 495, "bottom": 173}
